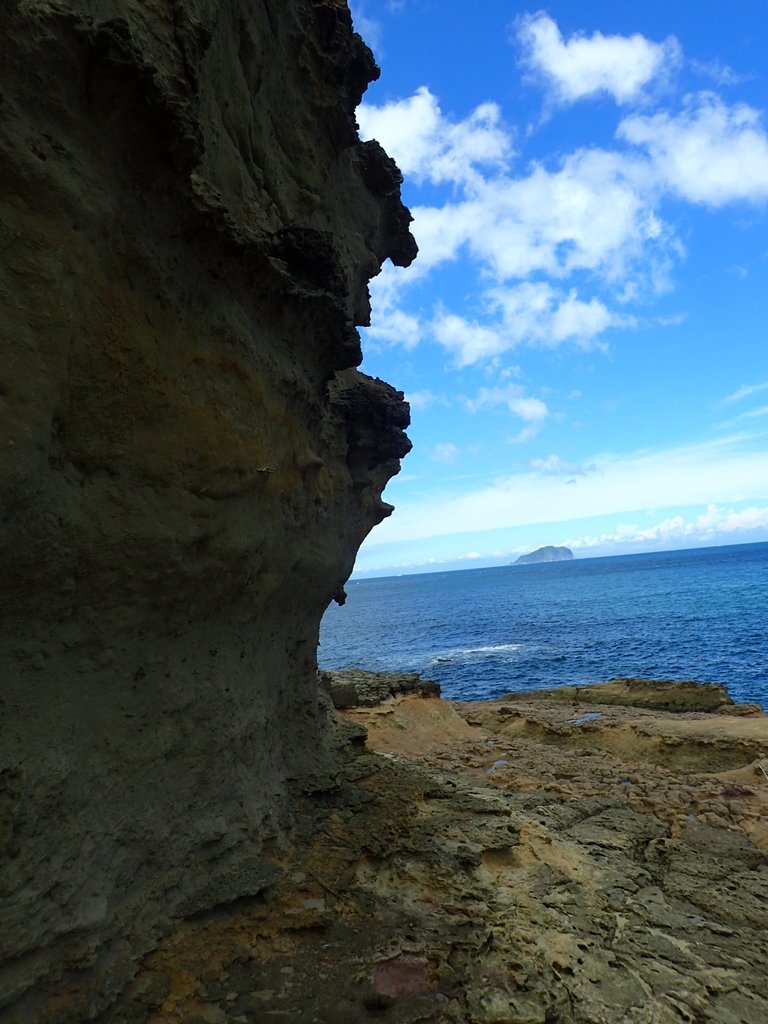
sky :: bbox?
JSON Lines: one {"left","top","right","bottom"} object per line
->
{"left": 347, "top": 0, "right": 768, "bottom": 577}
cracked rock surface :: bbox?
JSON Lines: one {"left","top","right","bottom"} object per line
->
{"left": 88, "top": 682, "right": 768, "bottom": 1023}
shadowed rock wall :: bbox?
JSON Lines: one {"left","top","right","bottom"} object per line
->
{"left": 0, "top": 1, "right": 415, "bottom": 1018}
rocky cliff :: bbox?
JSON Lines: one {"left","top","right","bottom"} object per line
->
{"left": 0, "top": 2, "right": 415, "bottom": 1019}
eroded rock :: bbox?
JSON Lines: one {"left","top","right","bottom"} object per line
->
{"left": 0, "top": 2, "right": 414, "bottom": 1019}
{"left": 320, "top": 668, "right": 441, "bottom": 707}
{"left": 98, "top": 686, "right": 768, "bottom": 1023}
{"left": 503, "top": 677, "right": 733, "bottom": 712}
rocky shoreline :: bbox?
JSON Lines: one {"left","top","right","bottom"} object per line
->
{"left": 103, "top": 673, "right": 767, "bottom": 1023}
{"left": 3, "top": 2, "right": 766, "bottom": 1020}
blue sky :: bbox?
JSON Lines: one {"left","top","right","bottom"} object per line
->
{"left": 348, "top": 1, "right": 768, "bottom": 577}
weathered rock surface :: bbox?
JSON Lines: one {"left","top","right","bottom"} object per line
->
{"left": 504, "top": 677, "right": 733, "bottom": 713}
{"left": 0, "top": 2, "right": 414, "bottom": 1019}
{"left": 98, "top": 681, "right": 768, "bottom": 1023}
{"left": 320, "top": 668, "right": 441, "bottom": 707}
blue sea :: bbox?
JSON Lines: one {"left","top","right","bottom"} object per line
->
{"left": 319, "top": 542, "right": 768, "bottom": 708}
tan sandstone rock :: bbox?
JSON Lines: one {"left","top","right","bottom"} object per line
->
{"left": 102, "top": 681, "right": 768, "bottom": 1023}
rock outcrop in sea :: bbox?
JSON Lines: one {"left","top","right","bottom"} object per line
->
{"left": 515, "top": 545, "right": 575, "bottom": 564}
{"left": 0, "top": 2, "right": 414, "bottom": 1018}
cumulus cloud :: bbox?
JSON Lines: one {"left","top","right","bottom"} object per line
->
{"left": 364, "top": 264, "right": 424, "bottom": 349}
{"left": 411, "top": 148, "right": 666, "bottom": 286}
{"left": 366, "top": 307, "right": 422, "bottom": 349}
{"left": 387, "top": 273, "right": 634, "bottom": 371}
{"left": 468, "top": 386, "right": 548, "bottom": 421}
{"left": 427, "top": 284, "right": 627, "bottom": 366}
{"left": 465, "top": 384, "right": 549, "bottom": 443}
{"left": 358, "top": 75, "right": 684, "bottom": 363}
{"left": 489, "top": 283, "right": 625, "bottom": 349}
{"left": 565, "top": 503, "right": 768, "bottom": 551}
{"left": 619, "top": 93, "right": 768, "bottom": 205}
{"left": 708, "top": 504, "right": 768, "bottom": 532}
{"left": 432, "top": 313, "right": 509, "bottom": 365}
{"left": 405, "top": 390, "right": 438, "bottom": 411}
{"left": 356, "top": 17, "right": 768, "bottom": 376}
{"left": 357, "top": 86, "right": 512, "bottom": 189}
{"left": 517, "top": 12, "right": 680, "bottom": 105}
{"left": 363, "top": 87, "right": 768, "bottom": 365}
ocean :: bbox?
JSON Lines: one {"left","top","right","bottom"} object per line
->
{"left": 318, "top": 541, "right": 768, "bottom": 708}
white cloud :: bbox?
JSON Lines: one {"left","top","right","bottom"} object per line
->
{"left": 350, "top": 4, "right": 382, "bottom": 52}
{"left": 408, "top": 202, "right": 478, "bottom": 274}
{"left": 490, "top": 283, "right": 624, "bottom": 348}
{"left": 464, "top": 384, "right": 549, "bottom": 443}
{"left": 359, "top": 85, "right": 684, "bottom": 364}
{"left": 405, "top": 390, "right": 438, "bottom": 411}
{"left": 530, "top": 455, "right": 598, "bottom": 476}
{"left": 690, "top": 59, "right": 746, "bottom": 88}
{"left": 478, "top": 149, "right": 659, "bottom": 280}
{"left": 619, "top": 93, "right": 768, "bottom": 205}
{"left": 549, "top": 290, "right": 618, "bottom": 341}
{"left": 565, "top": 503, "right": 768, "bottom": 551}
{"left": 517, "top": 12, "right": 680, "bottom": 105}
{"left": 720, "top": 380, "right": 768, "bottom": 405}
{"left": 509, "top": 425, "right": 544, "bottom": 445}
{"left": 429, "top": 285, "right": 627, "bottom": 366}
{"left": 656, "top": 312, "right": 688, "bottom": 326}
{"left": 432, "top": 442, "right": 459, "bottom": 464}
{"left": 357, "top": 58, "right": 768, "bottom": 375}
{"left": 410, "top": 147, "right": 671, "bottom": 289}
{"left": 432, "top": 312, "right": 509, "bottom": 365}
{"left": 726, "top": 405, "right": 768, "bottom": 424}
{"left": 364, "top": 435, "right": 768, "bottom": 547}
{"left": 355, "top": 500, "right": 768, "bottom": 573}
{"left": 364, "top": 264, "right": 424, "bottom": 349}
{"left": 357, "top": 86, "right": 512, "bottom": 189}
{"left": 366, "top": 307, "right": 422, "bottom": 349}
{"left": 714, "top": 504, "right": 768, "bottom": 532}
{"left": 467, "top": 384, "right": 549, "bottom": 424}
{"left": 498, "top": 366, "right": 523, "bottom": 380}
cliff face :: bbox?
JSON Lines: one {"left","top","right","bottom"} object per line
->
{"left": 0, "top": 2, "right": 415, "bottom": 1019}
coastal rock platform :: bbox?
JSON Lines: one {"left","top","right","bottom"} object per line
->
{"left": 98, "top": 675, "right": 768, "bottom": 1024}
{"left": 6, "top": 1, "right": 764, "bottom": 1020}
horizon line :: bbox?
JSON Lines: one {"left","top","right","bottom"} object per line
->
{"left": 349, "top": 537, "right": 768, "bottom": 582}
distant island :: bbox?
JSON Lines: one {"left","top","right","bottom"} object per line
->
{"left": 514, "top": 545, "right": 574, "bottom": 565}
